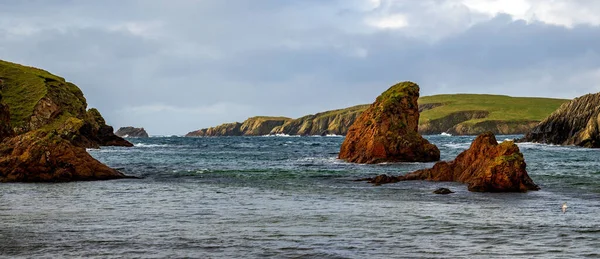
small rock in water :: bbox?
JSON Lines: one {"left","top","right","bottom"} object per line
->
{"left": 433, "top": 188, "right": 454, "bottom": 194}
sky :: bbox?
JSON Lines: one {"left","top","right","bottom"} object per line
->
{"left": 1, "top": 0, "right": 600, "bottom": 135}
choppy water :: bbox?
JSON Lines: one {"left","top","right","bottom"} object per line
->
{"left": 1, "top": 135, "right": 599, "bottom": 258}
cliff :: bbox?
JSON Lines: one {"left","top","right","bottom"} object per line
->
{"left": 520, "top": 93, "right": 600, "bottom": 147}
{"left": 270, "top": 105, "right": 368, "bottom": 136}
{"left": 0, "top": 60, "right": 132, "bottom": 182}
{"left": 365, "top": 132, "right": 540, "bottom": 192}
{"left": 186, "top": 116, "right": 291, "bottom": 136}
{"left": 116, "top": 126, "right": 149, "bottom": 138}
{"left": 338, "top": 81, "right": 440, "bottom": 163}
{"left": 186, "top": 94, "right": 566, "bottom": 137}
{"left": 0, "top": 60, "right": 131, "bottom": 148}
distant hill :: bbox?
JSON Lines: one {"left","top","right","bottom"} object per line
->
{"left": 186, "top": 94, "right": 569, "bottom": 137}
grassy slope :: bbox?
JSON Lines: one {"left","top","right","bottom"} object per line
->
{"left": 418, "top": 94, "right": 568, "bottom": 124}
{"left": 0, "top": 60, "right": 89, "bottom": 130}
{"left": 0, "top": 60, "right": 60, "bottom": 127}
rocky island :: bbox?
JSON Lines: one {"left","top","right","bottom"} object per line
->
{"left": 339, "top": 81, "right": 440, "bottom": 164}
{"left": 116, "top": 126, "right": 149, "bottom": 138}
{"left": 0, "top": 59, "right": 132, "bottom": 182}
{"left": 521, "top": 93, "right": 600, "bottom": 148}
{"left": 186, "top": 95, "right": 567, "bottom": 137}
{"left": 366, "top": 132, "right": 540, "bottom": 192}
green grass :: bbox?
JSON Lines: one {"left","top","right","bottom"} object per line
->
{"left": 418, "top": 94, "right": 568, "bottom": 124}
{"left": 0, "top": 60, "right": 62, "bottom": 127}
{"left": 0, "top": 59, "right": 88, "bottom": 130}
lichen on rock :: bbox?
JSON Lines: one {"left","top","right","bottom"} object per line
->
{"left": 338, "top": 81, "right": 440, "bottom": 164}
{"left": 364, "top": 132, "right": 540, "bottom": 192}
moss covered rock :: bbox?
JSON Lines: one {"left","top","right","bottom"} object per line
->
{"left": 366, "top": 132, "right": 540, "bottom": 192}
{"left": 0, "top": 130, "right": 129, "bottom": 182}
{"left": 338, "top": 81, "right": 440, "bottom": 164}
{"left": 0, "top": 59, "right": 131, "bottom": 148}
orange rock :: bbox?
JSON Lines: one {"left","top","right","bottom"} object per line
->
{"left": 0, "top": 130, "right": 129, "bottom": 182}
{"left": 398, "top": 132, "right": 540, "bottom": 192}
{"left": 339, "top": 81, "right": 440, "bottom": 163}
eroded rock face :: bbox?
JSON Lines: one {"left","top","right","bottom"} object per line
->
{"left": 116, "top": 126, "right": 149, "bottom": 138}
{"left": 521, "top": 93, "right": 600, "bottom": 148}
{"left": 338, "top": 81, "right": 440, "bottom": 164}
{"left": 365, "top": 132, "right": 539, "bottom": 192}
{"left": 0, "top": 94, "right": 14, "bottom": 142}
{"left": 0, "top": 130, "right": 128, "bottom": 182}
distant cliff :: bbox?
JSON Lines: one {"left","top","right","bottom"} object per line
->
{"left": 186, "top": 94, "right": 568, "bottom": 137}
{"left": 186, "top": 116, "right": 291, "bottom": 136}
{"left": 520, "top": 93, "right": 600, "bottom": 147}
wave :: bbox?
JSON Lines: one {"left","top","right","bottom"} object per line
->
{"left": 134, "top": 143, "right": 173, "bottom": 148}
{"left": 263, "top": 134, "right": 301, "bottom": 138}
{"left": 440, "top": 132, "right": 452, "bottom": 137}
{"left": 516, "top": 142, "right": 597, "bottom": 152}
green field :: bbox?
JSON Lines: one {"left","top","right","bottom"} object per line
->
{"left": 418, "top": 94, "right": 568, "bottom": 125}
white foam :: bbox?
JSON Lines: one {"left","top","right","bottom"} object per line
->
{"left": 263, "top": 133, "right": 300, "bottom": 137}
{"left": 134, "top": 143, "right": 172, "bottom": 148}
{"left": 440, "top": 132, "right": 452, "bottom": 137}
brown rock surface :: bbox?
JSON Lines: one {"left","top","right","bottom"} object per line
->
{"left": 338, "top": 81, "right": 440, "bottom": 164}
{"left": 521, "top": 93, "right": 600, "bottom": 148}
{"left": 0, "top": 130, "right": 128, "bottom": 182}
{"left": 365, "top": 132, "right": 540, "bottom": 192}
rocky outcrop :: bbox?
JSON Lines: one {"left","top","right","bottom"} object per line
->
{"left": 0, "top": 60, "right": 134, "bottom": 182}
{"left": 0, "top": 130, "right": 129, "bottom": 182}
{"left": 116, "top": 126, "right": 149, "bottom": 138}
{"left": 338, "top": 81, "right": 440, "bottom": 164}
{"left": 448, "top": 120, "right": 540, "bottom": 135}
{"left": 364, "top": 132, "right": 540, "bottom": 192}
{"left": 186, "top": 117, "right": 291, "bottom": 137}
{"left": 0, "top": 59, "right": 131, "bottom": 148}
{"left": 521, "top": 93, "right": 600, "bottom": 148}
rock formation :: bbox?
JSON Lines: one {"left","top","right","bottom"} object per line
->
{"left": 0, "top": 60, "right": 133, "bottom": 182}
{"left": 0, "top": 59, "right": 131, "bottom": 148}
{"left": 0, "top": 130, "right": 128, "bottom": 182}
{"left": 364, "top": 132, "right": 540, "bottom": 192}
{"left": 338, "top": 81, "right": 440, "bottom": 164}
{"left": 116, "top": 126, "right": 149, "bottom": 138}
{"left": 521, "top": 93, "right": 600, "bottom": 148}
{"left": 186, "top": 117, "right": 291, "bottom": 137}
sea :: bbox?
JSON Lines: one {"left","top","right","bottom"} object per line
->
{"left": 1, "top": 134, "right": 599, "bottom": 258}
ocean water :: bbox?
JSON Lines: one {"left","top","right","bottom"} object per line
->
{"left": 1, "top": 135, "right": 599, "bottom": 258}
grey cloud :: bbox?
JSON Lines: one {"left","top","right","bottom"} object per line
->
{"left": 1, "top": 1, "right": 600, "bottom": 135}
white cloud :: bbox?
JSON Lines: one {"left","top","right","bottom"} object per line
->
{"left": 366, "top": 13, "right": 409, "bottom": 29}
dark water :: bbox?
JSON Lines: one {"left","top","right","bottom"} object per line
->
{"left": 1, "top": 135, "right": 599, "bottom": 258}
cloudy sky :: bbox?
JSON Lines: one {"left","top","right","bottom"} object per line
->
{"left": 1, "top": 0, "right": 600, "bottom": 135}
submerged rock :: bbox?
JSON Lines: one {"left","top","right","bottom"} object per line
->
{"left": 433, "top": 188, "right": 454, "bottom": 194}
{"left": 521, "top": 93, "right": 600, "bottom": 148}
{"left": 116, "top": 126, "right": 149, "bottom": 138}
{"left": 338, "top": 81, "right": 440, "bottom": 164}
